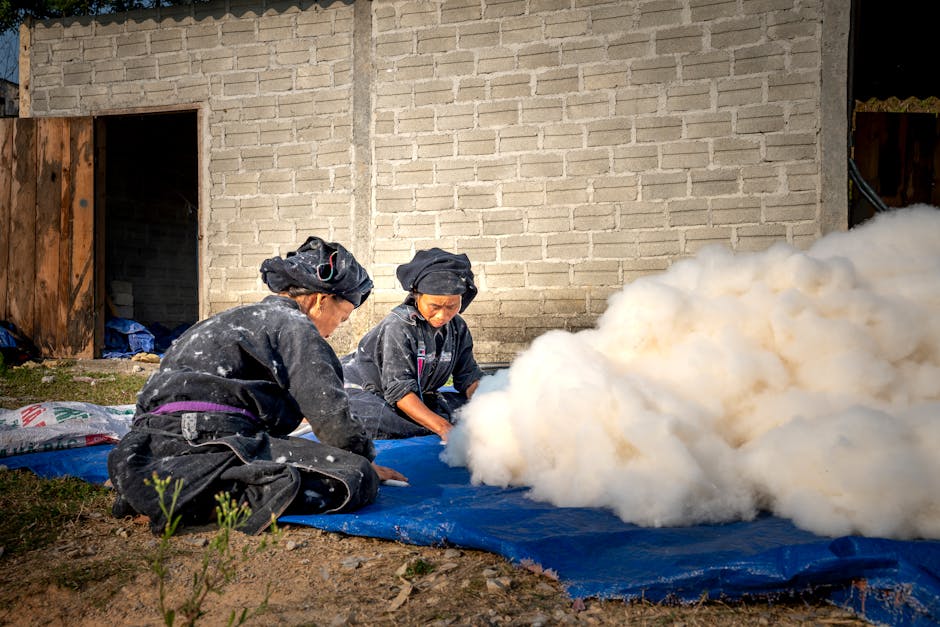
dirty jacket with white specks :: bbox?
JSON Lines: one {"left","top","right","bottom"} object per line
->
{"left": 345, "top": 300, "right": 483, "bottom": 406}
{"left": 136, "top": 295, "right": 372, "bottom": 455}
{"left": 340, "top": 300, "right": 483, "bottom": 438}
{"left": 108, "top": 295, "right": 378, "bottom": 535}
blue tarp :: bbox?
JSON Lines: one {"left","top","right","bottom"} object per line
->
{"left": 103, "top": 318, "right": 156, "bottom": 358}
{"left": 101, "top": 319, "right": 191, "bottom": 358}
{"left": 4, "top": 437, "right": 939, "bottom": 626}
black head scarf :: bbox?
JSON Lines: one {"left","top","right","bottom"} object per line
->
{"left": 260, "top": 236, "right": 373, "bottom": 307}
{"left": 396, "top": 248, "right": 477, "bottom": 312}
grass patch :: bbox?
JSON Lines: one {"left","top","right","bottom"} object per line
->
{"left": 0, "top": 360, "right": 147, "bottom": 597}
{"left": 403, "top": 557, "right": 436, "bottom": 579}
{"left": 50, "top": 557, "right": 144, "bottom": 609}
{"left": 0, "top": 361, "right": 143, "bottom": 555}
{"left": 0, "top": 468, "right": 112, "bottom": 556}
{"left": 0, "top": 364, "right": 148, "bottom": 409}
{"left": 52, "top": 559, "right": 135, "bottom": 591}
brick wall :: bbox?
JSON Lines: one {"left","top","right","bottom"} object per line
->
{"left": 371, "top": 0, "right": 829, "bottom": 360}
{"left": 106, "top": 197, "right": 199, "bottom": 327}
{"left": 25, "top": 0, "right": 359, "bottom": 316}
{"left": 24, "top": 0, "right": 846, "bottom": 362}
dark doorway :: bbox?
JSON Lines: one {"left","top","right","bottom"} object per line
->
{"left": 849, "top": 1, "right": 940, "bottom": 226}
{"left": 100, "top": 111, "right": 198, "bottom": 352}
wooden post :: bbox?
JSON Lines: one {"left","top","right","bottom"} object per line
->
{"left": 18, "top": 20, "right": 30, "bottom": 118}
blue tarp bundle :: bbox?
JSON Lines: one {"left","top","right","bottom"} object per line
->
{"left": 0, "top": 321, "right": 39, "bottom": 366}
{"left": 103, "top": 318, "right": 156, "bottom": 358}
{"left": 101, "top": 318, "right": 191, "bottom": 358}
{"left": 4, "top": 437, "right": 939, "bottom": 626}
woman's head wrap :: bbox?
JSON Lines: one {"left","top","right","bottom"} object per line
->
{"left": 396, "top": 248, "right": 477, "bottom": 312}
{"left": 260, "top": 236, "right": 373, "bottom": 307}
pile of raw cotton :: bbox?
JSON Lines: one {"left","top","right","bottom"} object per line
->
{"left": 444, "top": 206, "right": 940, "bottom": 540}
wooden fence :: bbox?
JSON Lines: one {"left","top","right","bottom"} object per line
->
{"left": 0, "top": 117, "right": 97, "bottom": 358}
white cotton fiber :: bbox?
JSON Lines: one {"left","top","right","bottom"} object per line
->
{"left": 443, "top": 206, "right": 940, "bottom": 539}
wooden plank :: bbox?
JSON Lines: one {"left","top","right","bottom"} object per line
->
{"left": 2, "top": 116, "right": 98, "bottom": 358}
{"left": 35, "top": 118, "right": 67, "bottom": 356}
{"left": 94, "top": 120, "right": 108, "bottom": 358}
{"left": 57, "top": 118, "right": 74, "bottom": 357}
{"left": 68, "top": 119, "right": 96, "bottom": 358}
{"left": 891, "top": 115, "right": 908, "bottom": 206}
{"left": 9, "top": 119, "right": 37, "bottom": 341}
{"left": 909, "top": 114, "right": 934, "bottom": 206}
{"left": 934, "top": 119, "right": 940, "bottom": 207}
{"left": 0, "top": 119, "right": 12, "bottom": 321}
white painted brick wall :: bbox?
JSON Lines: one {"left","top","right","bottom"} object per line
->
{"left": 29, "top": 1, "right": 357, "bottom": 316}
{"left": 26, "top": 0, "right": 836, "bottom": 362}
{"left": 373, "top": 0, "right": 826, "bottom": 361}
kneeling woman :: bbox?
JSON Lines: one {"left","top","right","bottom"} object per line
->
{"left": 108, "top": 237, "right": 405, "bottom": 535}
{"left": 343, "top": 248, "right": 484, "bottom": 442}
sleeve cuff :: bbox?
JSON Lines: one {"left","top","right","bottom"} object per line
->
{"left": 384, "top": 380, "right": 420, "bottom": 406}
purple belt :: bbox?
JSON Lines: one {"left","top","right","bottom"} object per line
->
{"left": 150, "top": 401, "right": 260, "bottom": 423}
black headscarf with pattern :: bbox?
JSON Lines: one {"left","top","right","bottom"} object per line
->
{"left": 396, "top": 248, "right": 477, "bottom": 312}
{"left": 260, "top": 236, "right": 373, "bottom": 307}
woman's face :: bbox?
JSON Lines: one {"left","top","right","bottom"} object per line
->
{"left": 415, "top": 293, "right": 461, "bottom": 328}
{"left": 304, "top": 294, "right": 354, "bottom": 338}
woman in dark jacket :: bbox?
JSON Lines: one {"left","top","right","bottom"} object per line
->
{"left": 108, "top": 236, "right": 405, "bottom": 535}
{"left": 342, "top": 248, "right": 484, "bottom": 442}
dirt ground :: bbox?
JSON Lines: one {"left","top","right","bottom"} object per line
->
{"left": 0, "top": 360, "right": 871, "bottom": 626}
{"left": 0, "top": 507, "right": 871, "bottom": 627}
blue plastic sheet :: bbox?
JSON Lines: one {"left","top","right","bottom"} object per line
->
{"left": 5, "top": 437, "right": 939, "bottom": 626}
{"left": 0, "top": 320, "right": 39, "bottom": 365}
{"left": 0, "top": 325, "right": 17, "bottom": 349}
{"left": 103, "top": 317, "right": 155, "bottom": 358}
{"left": 4, "top": 443, "right": 113, "bottom": 484}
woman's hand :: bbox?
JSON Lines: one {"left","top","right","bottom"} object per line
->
{"left": 466, "top": 379, "right": 480, "bottom": 399}
{"left": 372, "top": 463, "right": 408, "bottom": 483}
{"left": 438, "top": 421, "right": 453, "bottom": 444}
{"left": 396, "top": 392, "right": 453, "bottom": 442}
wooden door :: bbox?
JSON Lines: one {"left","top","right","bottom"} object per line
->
{"left": 850, "top": 107, "right": 940, "bottom": 226}
{"left": 0, "top": 117, "right": 97, "bottom": 358}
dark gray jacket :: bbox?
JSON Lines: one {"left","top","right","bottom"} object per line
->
{"left": 108, "top": 295, "right": 377, "bottom": 535}
{"left": 345, "top": 300, "right": 483, "bottom": 405}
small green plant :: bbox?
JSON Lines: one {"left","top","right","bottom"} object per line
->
{"left": 147, "top": 472, "right": 277, "bottom": 627}
{"left": 404, "top": 557, "right": 435, "bottom": 579}
{"left": 147, "top": 472, "right": 185, "bottom": 627}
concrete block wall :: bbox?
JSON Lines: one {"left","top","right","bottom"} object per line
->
{"left": 106, "top": 198, "right": 199, "bottom": 327}
{"left": 25, "top": 0, "right": 360, "bottom": 315}
{"left": 371, "top": 0, "right": 827, "bottom": 361}
{"left": 23, "top": 0, "right": 846, "bottom": 362}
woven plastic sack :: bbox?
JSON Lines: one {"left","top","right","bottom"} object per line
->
{"left": 0, "top": 402, "right": 135, "bottom": 458}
